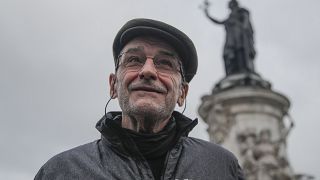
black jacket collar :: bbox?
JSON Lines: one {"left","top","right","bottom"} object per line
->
{"left": 95, "top": 111, "right": 198, "bottom": 159}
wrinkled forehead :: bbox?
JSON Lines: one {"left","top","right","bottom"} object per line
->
{"left": 121, "top": 36, "right": 179, "bottom": 57}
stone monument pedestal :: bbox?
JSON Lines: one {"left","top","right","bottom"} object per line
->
{"left": 199, "top": 76, "right": 296, "bottom": 179}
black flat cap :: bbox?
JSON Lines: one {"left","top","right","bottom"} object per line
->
{"left": 113, "top": 18, "right": 198, "bottom": 82}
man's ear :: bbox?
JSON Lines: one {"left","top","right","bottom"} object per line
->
{"left": 109, "top": 73, "right": 118, "bottom": 99}
{"left": 177, "top": 83, "right": 189, "bottom": 107}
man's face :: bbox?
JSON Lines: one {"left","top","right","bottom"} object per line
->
{"left": 110, "top": 36, "right": 188, "bottom": 120}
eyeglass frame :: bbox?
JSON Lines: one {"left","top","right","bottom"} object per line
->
{"left": 115, "top": 49, "right": 186, "bottom": 82}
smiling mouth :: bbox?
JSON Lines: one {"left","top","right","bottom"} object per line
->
{"left": 130, "top": 85, "right": 166, "bottom": 94}
{"left": 132, "top": 87, "right": 162, "bottom": 93}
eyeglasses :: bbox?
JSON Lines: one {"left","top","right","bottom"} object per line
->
{"left": 116, "top": 48, "right": 185, "bottom": 80}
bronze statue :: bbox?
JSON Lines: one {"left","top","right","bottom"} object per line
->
{"left": 203, "top": 0, "right": 256, "bottom": 76}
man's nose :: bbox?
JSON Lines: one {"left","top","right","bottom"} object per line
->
{"left": 138, "top": 58, "right": 158, "bottom": 80}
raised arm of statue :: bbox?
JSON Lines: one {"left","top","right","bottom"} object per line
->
{"left": 203, "top": 0, "right": 225, "bottom": 25}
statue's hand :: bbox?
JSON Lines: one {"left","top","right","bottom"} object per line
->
{"left": 203, "top": 0, "right": 210, "bottom": 12}
{"left": 204, "top": 0, "right": 210, "bottom": 7}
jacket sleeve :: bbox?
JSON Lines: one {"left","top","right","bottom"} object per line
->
{"left": 34, "top": 164, "right": 66, "bottom": 180}
{"left": 34, "top": 168, "right": 44, "bottom": 180}
{"left": 230, "top": 159, "right": 245, "bottom": 180}
{"left": 34, "top": 166, "right": 56, "bottom": 180}
{"left": 236, "top": 162, "right": 245, "bottom": 180}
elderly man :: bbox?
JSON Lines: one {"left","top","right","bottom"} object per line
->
{"left": 35, "top": 18, "right": 244, "bottom": 180}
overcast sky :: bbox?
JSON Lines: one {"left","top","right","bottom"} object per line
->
{"left": 1, "top": 0, "right": 320, "bottom": 179}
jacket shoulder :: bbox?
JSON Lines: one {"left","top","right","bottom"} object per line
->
{"left": 183, "top": 137, "right": 238, "bottom": 161}
{"left": 178, "top": 137, "right": 244, "bottom": 179}
{"left": 35, "top": 140, "right": 102, "bottom": 179}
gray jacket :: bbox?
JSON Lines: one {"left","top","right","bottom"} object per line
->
{"left": 35, "top": 111, "right": 244, "bottom": 180}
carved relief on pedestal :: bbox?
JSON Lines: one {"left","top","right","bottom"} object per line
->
{"left": 237, "top": 128, "right": 258, "bottom": 180}
{"left": 199, "top": 95, "right": 235, "bottom": 144}
{"left": 237, "top": 127, "right": 295, "bottom": 180}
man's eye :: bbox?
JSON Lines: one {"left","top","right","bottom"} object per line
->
{"left": 126, "top": 56, "right": 143, "bottom": 63}
{"left": 157, "top": 59, "right": 174, "bottom": 68}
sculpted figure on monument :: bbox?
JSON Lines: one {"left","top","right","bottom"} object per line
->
{"left": 198, "top": 96, "right": 234, "bottom": 144}
{"left": 277, "top": 115, "right": 295, "bottom": 160}
{"left": 203, "top": 0, "right": 256, "bottom": 76}
{"left": 254, "top": 129, "right": 280, "bottom": 180}
{"left": 237, "top": 128, "right": 295, "bottom": 180}
{"left": 198, "top": 95, "right": 214, "bottom": 120}
{"left": 279, "top": 114, "right": 295, "bottom": 144}
{"left": 254, "top": 129, "right": 294, "bottom": 180}
{"left": 237, "top": 129, "right": 258, "bottom": 180}
{"left": 208, "top": 104, "right": 234, "bottom": 144}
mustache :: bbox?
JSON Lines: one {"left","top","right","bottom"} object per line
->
{"left": 128, "top": 82, "right": 167, "bottom": 93}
